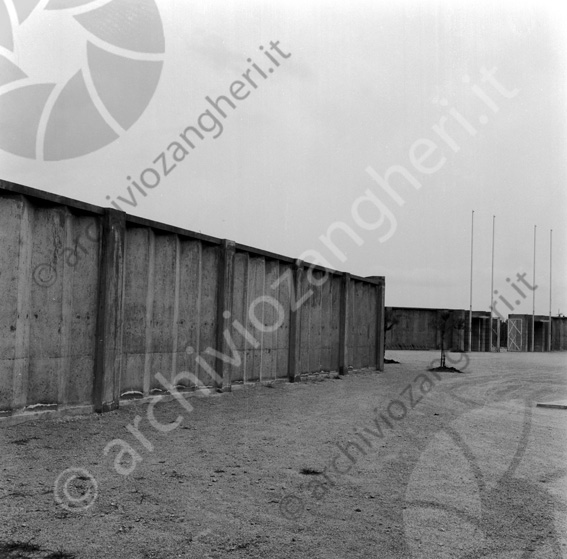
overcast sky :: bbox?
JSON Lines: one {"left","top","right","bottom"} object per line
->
{"left": 1, "top": 0, "right": 566, "bottom": 317}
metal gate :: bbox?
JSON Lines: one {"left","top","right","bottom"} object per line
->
{"left": 508, "top": 318, "right": 523, "bottom": 351}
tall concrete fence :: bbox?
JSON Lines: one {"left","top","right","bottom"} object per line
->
{"left": 385, "top": 307, "right": 467, "bottom": 351}
{"left": 551, "top": 317, "right": 567, "bottom": 351}
{"left": 0, "top": 181, "right": 385, "bottom": 421}
{"left": 507, "top": 314, "right": 566, "bottom": 352}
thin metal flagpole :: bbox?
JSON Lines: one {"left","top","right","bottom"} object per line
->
{"left": 490, "top": 215, "right": 495, "bottom": 351}
{"left": 532, "top": 225, "right": 536, "bottom": 351}
{"left": 468, "top": 210, "right": 474, "bottom": 352}
{"left": 549, "top": 229, "right": 552, "bottom": 351}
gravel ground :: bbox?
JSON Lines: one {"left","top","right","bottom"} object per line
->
{"left": 1, "top": 350, "right": 566, "bottom": 559}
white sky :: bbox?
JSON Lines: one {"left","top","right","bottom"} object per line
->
{"left": 1, "top": 0, "right": 566, "bottom": 317}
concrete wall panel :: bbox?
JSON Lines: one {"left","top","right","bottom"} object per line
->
{"left": 259, "top": 260, "right": 279, "bottom": 382}
{"left": 552, "top": 317, "right": 567, "bottom": 351}
{"left": 299, "top": 273, "right": 311, "bottom": 374}
{"left": 330, "top": 275, "right": 341, "bottom": 371}
{"left": 229, "top": 252, "right": 249, "bottom": 383}
{"left": 0, "top": 196, "right": 30, "bottom": 412}
{"left": 320, "top": 274, "right": 332, "bottom": 371}
{"left": 147, "top": 233, "right": 178, "bottom": 393}
{"left": 361, "top": 283, "right": 372, "bottom": 366}
{"left": 196, "top": 245, "right": 219, "bottom": 387}
{"left": 179, "top": 239, "right": 203, "bottom": 387}
{"left": 245, "top": 256, "right": 265, "bottom": 382}
{"left": 368, "top": 286, "right": 378, "bottom": 366}
{"left": 275, "top": 263, "right": 291, "bottom": 379}
{"left": 308, "top": 273, "right": 323, "bottom": 373}
{"left": 27, "top": 206, "right": 68, "bottom": 407}
{"left": 354, "top": 281, "right": 364, "bottom": 369}
{"left": 64, "top": 214, "right": 99, "bottom": 405}
{"left": 121, "top": 227, "right": 151, "bottom": 396}
{"left": 347, "top": 280, "right": 355, "bottom": 368}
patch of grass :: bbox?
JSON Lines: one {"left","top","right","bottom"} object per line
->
{"left": 44, "top": 552, "right": 76, "bottom": 559}
{"left": 7, "top": 491, "right": 30, "bottom": 498}
{"left": 10, "top": 437, "right": 39, "bottom": 446}
{"left": 0, "top": 540, "right": 76, "bottom": 559}
{"left": 428, "top": 365, "right": 464, "bottom": 373}
{"left": 0, "top": 540, "right": 42, "bottom": 557}
{"left": 300, "top": 467, "right": 322, "bottom": 475}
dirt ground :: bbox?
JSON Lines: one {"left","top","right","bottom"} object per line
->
{"left": 1, "top": 350, "right": 566, "bottom": 559}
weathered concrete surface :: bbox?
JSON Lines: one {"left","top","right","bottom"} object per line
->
{"left": 509, "top": 314, "right": 549, "bottom": 352}
{"left": 0, "top": 182, "right": 385, "bottom": 419}
{"left": 93, "top": 209, "right": 124, "bottom": 413}
{"left": 386, "top": 307, "right": 472, "bottom": 352}
{"left": 552, "top": 317, "right": 567, "bottom": 351}
{"left": 0, "top": 194, "right": 100, "bottom": 416}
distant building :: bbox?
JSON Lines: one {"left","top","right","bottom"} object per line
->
{"left": 385, "top": 307, "right": 566, "bottom": 353}
{"left": 508, "top": 314, "right": 567, "bottom": 351}
{"left": 551, "top": 316, "right": 567, "bottom": 351}
{"left": 385, "top": 307, "right": 500, "bottom": 352}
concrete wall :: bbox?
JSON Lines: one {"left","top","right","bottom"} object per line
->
{"left": 551, "top": 317, "right": 567, "bottom": 351}
{"left": 385, "top": 307, "right": 466, "bottom": 351}
{"left": 469, "top": 312, "right": 492, "bottom": 352}
{"left": 509, "top": 314, "right": 557, "bottom": 352}
{"left": 0, "top": 181, "right": 385, "bottom": 420}
{"left": 384, "top": 307, "right": 503, "bottom": 352}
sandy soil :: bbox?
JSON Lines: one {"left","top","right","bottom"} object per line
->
{"left": 1, "top": 350, "right": 566, "bottom": 559}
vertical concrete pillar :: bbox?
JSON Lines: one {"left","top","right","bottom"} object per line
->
{"left": 338, "top": 273, "right": 350, "bottom": 375}
{"left": 375, "top": 278, "right": 385, "bottom": 371}
{"left": 287, "top": 260, "right": 303, "bottom": 382}
{"left": 216, "top": 239, "right": 236, "bottom": 392}
{"left": 496, "top": 317, "right": 501, "bottom": 352}
{"left": 93, "top": 209, "right": 125, "bottom": 413}
{"left": 12, "top": 196, "right": 32, "bottom": 412}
